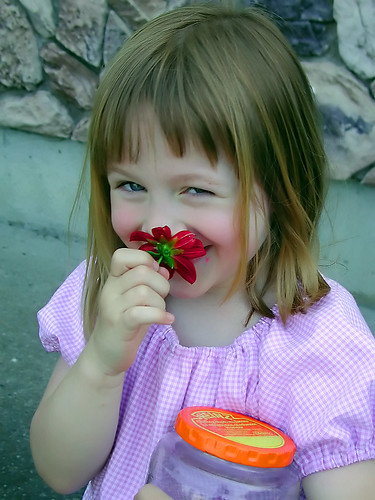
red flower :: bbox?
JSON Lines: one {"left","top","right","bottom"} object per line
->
{"left": 130, "top": 226, "right": 206, "bottom": 284}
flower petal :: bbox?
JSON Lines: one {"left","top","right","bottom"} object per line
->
{"left": 152, "top": 225, "right": 172, "bottom": 241}
{"left": 173, "top": 231, "right": 196, "bottom": 249}
{"left": 181, "top": 240, "right": 206, "bottom": 259}
{"left": 139, "top": 243, "right": 157, "bottom": 253}
{"left": 174, "top": 255, "right": 197, "bottom": 284}
{"left": 129, "top": 231, "right": 154, "bottom": 243}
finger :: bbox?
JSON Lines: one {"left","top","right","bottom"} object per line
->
{"left": 120, "top": 285, "right": 167, "bottom": 312}
{"left": 158, "top": 266, "right": 170, "bottom": 280}
{"left": 110, "top": 248, "right": 158, "bottom": 278}
{"left": 123, "top": 306, "right": 174, "bottom": 331}
{"left": 112, "top": 265, "right": 170, "bottom": 299}
{"left": 99, "top": 286, "right": 167, "bottom": 327}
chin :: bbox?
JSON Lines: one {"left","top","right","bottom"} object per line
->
{"left": 168, "top": 277, "right": 206, "bottom": 299}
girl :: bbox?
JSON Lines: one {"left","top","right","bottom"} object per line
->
{"left": 30, "top": 4, "right": 375, "bottom": 499}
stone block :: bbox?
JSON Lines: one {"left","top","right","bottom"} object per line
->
{"left": 301, "top": 0, "right": 334, "bottom": 21}
{"left": 109, "top": 0, "right": 166, "bottom": 30}
{"left": 281, "top": 20, "right": 332, "bottom": 56}
{"left": 0, "top": 0, "right": 42, "bottom": 89}
{"left": 56, "top": 0, "right": 108, "bottom": 67}
{"left": 303, "top": 61, "right": 375, "bottom": 180}
{"left": 72, "top": 116, "right": 91, "bottom": 142}
{"left": 40, "top": 42, "right": 99, "bottom": 110}
{"left": 103, "top": 10, "right": 133, "bottom": 65}
{"left": 258, "top": 0, "right": 333, "bottom": 21}
{"left": 334, "top": 0, "right": 375, "bottom": 79}
{"left": 18, "top": 0, "right": 56, "bottom": 38}
{"left": 257, "top": 0, "right": 302, "bottom": 20}
{"left": 0, "top": 91, "right": 74, "bottom": 138}
{"left": 362, "top": 166, "right": 375, "bottom": 186}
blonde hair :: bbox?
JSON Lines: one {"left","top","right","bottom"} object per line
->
{"left": 76, "top": 3, "right": 330, "bottom": 335}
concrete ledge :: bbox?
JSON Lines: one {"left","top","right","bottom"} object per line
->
{"left": 1, "top": 127, "right": 87, "bottom": 238}
{"left": 319, "top": 179, "right": 375, "bottom": 307}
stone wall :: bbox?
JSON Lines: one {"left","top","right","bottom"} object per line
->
{"left": 0, "top": 0, "right": 374, "bottom": 184}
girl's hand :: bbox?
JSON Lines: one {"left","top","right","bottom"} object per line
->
{"left": 87, "top": 248, "right": 173, "bottom": 377}
{"left": 134, "top": 484, "right": 173, "bottom": 499}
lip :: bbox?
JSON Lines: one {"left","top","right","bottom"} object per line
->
{"left": 194, "top": 245, "right": 211, "bottom": 261}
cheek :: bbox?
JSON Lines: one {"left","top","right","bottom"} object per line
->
{"left": 110, "top": 201, "right": 140, "bottom": 244}
{"left": 199, "top": 210, "right": 238, "bottom": 246}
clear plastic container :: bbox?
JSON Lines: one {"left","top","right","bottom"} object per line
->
{"left": 147, "top": 407, "right": 300, "bottom": 499}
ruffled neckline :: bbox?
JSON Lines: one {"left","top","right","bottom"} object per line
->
{"left": 148, "top": 305, "right": 280, "bottom": 359}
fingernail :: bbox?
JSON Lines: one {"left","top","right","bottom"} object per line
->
{"left": 165, "top": 313, "right": 175, "bottom": 324}
{"left": 152, "top": 260, "right": 159, "bottom": 271}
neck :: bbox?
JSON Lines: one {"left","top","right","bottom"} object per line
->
{"left": 166, "top": 274, "right": 277, "bottom": 348}
{"left": 166, "top": 286, "right": 252, "bottom": 347}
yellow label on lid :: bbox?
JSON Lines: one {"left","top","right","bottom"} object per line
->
{"left": 191, "top": 410, "right": 285, "bottom": 449}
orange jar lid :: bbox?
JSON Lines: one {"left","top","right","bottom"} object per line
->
{"left": 175, "top": 407, "right": 296, "bottom": 468}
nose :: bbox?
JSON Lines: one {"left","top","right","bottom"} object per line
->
{"left": 141, "top": 198, "right": 185, "bottom": 235}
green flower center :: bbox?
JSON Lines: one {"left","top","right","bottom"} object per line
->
{"left": 152, "top": 240, "right": 176, "bottom": 268}
{"left": 159, "top": 244, "right": 172, "bottom": 257}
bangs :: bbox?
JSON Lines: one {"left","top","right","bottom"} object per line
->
{"left": 88, "top": 16, "right": 243, "bottom": 176}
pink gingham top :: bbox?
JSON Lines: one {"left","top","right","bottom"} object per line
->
{"left": 37, "top": 261, "right": 375, "bottom": 499}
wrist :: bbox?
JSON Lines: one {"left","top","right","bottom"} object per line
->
{"left": 78, "top": 341, "right": 125, "bottom": 390}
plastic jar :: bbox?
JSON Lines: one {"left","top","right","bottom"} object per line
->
{"left": 147, "top": 407, "right": 300, "bottom": 499}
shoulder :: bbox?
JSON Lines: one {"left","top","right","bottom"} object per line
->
{"left": 297, "top": 277, "right": 373, "bottom": 357}
{"left": 262, "top": 276, "right": 375, "bottom": 383}
{"left": 257, "top": 279, "right": 375, "bottom": 478}
{"left": 37, "top": 260, "right": 87, "bottom": 365}
{"left": 266, "top": 277, "right": 373, "bottom": 351}
{"left": 316, "top": 276, "right": 372, "bottom": 335}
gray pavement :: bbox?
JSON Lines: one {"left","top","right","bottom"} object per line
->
{"left": 0, "top": 221, "right": 86, "bottom": 499}
{"left": 1, "top": 220, "right": 374, "bottom": 499}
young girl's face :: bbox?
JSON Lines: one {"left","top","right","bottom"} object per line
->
{"left": 107, "top": 117, "right": 269, "bottom": 300}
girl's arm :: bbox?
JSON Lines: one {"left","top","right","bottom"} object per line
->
{"left": 302, "top": 460, "right": 375, "bottom": 500}
{"left": 30, "top": 352, "right": 125, "bottom": 494}
{"left": 30, "top": 249, "right": 173, "bottom": 494}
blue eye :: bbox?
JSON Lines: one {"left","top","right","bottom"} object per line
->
{"left": 186, "top": 187, "right": 214, "bottom": 195}
{"left": 121, "top": 182, "right": 145, "bottom": 192}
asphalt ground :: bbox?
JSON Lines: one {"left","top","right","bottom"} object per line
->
{"left": 1, "top": 220, "right": 374, "bottom": 499}
{"left": 1, "top": 221, "right": 86, "bottom": 499}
